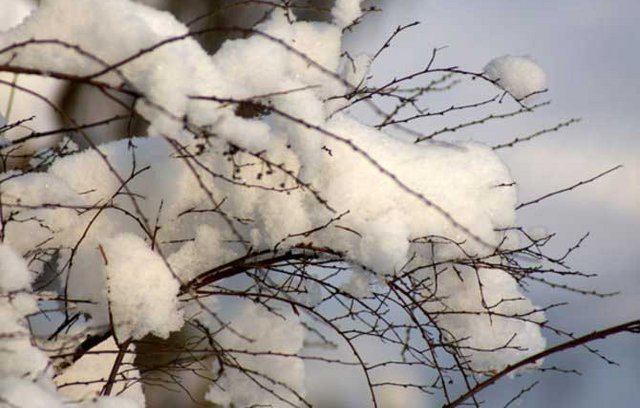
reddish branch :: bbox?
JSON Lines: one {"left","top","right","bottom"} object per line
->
{"left": 444, "top": 319, "right": 640, "bottom": 408}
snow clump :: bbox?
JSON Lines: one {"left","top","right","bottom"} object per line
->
{"left": 484, "top": 55, "right": 547, "bottom": 101}
{"left": 102, "top": 233, "right": 183, "bottom": 341}
{"left": 332, "top": 0, "right": 364, "bottom": 29}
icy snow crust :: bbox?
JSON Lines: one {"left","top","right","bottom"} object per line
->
{"left": 0, "top": 0, "right": 546, "bottom": 406}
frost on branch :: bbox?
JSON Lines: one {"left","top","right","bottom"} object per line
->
{"left": 0, "top": 0, "right": 561, "bottom": 406}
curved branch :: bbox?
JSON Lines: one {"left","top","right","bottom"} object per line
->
{"left": 445, "top": 319, "right": 640, "bottom": 408}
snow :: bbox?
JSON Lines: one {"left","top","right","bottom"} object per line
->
{"left": 332, "top": 0, "right": 364, "bottom": 29}
{"left": 316, "top": 114, "right": 517, "bottom": 270}
{"left": 288, "top": 21, "right": 342, "bottom": 94}
{"left": 0, "top": 301, "right": 50, "bottom": 379}
{"left": 344, "top": 53, "right": 372, "bottom": 87}
{"left": 202, "top": 301, "right": 306, "bottom": 408}
{"left": 527, "top": 225, "right": 550, "bottom": 241}
{"left": 102, "top": 233, "right": 183, "bottom": 341}
{"left": 0, "top": 376, "right": 63, "bottom": 408}
{"left": 0, "top": 0, "right": 217, "bottom": 137}
{"left": 0, "top": 74, "right": 65, "bottom": 164}
{"left": 376, "top": 368, "right": 429, "bottom": 408}
{"left": 55, "top": 336, "right": 145, "bottom": 405}
{"left": 0, "top": 0, "right": 64, "bottom": 169}
{"left": 0, "top": 243, "right": 31, "bottom": 292}
{"left": 425, "top": 266, "right": 546, "bottom": 371}
{"left": 0, "top": 243, "right": 49, "bottom": 380}
{"left": 0, "top": 0, "right": 550, "bottom": 404}
{"left": 0, "top": 0, "right": 35, "bottom": 32}
{"left": 168, "top": 224, "right": 236, "bottom": 282}
{"left": 80, "top": 396, "right": 143, "bottom": 408}
{"left": 342, "top": 266, "right": 373, "bottom": 298}
{"left": 484, "top": 55, "right": 547, "bottom": 101}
